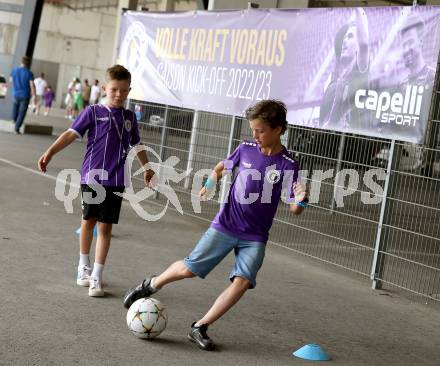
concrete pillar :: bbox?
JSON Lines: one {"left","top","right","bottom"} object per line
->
{"left": 112, "top": 0, "right": 138, "bottom": 63}
{"left": 0, "top": 0, "right": 44, "bottom": 120}
{"left": 158, "top": 0, "right": 175, "bottom": 11}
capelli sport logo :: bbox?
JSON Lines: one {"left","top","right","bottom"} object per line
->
{"left": 355, "top": 85, "right": 424, "bottom": 126}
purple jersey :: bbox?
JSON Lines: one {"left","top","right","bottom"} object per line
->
{"left": 43, "top": 89, "right": 55, "bottom": 106}
{"left": 211, "top": 141, "right": 299, "bottom": 243}
{"left": 69, "top": 104, "right": 141, "bottom": 187}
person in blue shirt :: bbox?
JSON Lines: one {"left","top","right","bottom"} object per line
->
{"left": 10, "top": 56, "right": 35, "bottom": 134}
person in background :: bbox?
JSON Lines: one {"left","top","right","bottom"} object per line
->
{"left": 72, "top": 78, "right": 83, "bottom": 119}
{"left": 9, "top": 56, "right": 35, "bottom": 134}
{"left": 82, "top": 79, "right": 91, "bottom": 107}
{"left": 33, "top": 72, "right": 48, "bottom": 115}
{"left": 65, "top": 78, "right": 75, "bottom": 119}
{"left": 90, "top": 79, "right": 101, "bottom": 105}
{"left": 43, "top": 85, "right": 55, "bottom": 116}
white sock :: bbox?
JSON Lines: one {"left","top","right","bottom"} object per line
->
{"left": 91, "top": 262, "right": 104, "bottom": 281}
{"left": 78, "top": 253, "right": 90, "bottom": 268}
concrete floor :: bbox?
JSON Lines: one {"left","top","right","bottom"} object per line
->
{"left": 0, "top": 110, "right": 440, "bottom": 366}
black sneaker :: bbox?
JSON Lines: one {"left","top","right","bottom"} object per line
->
{"left": 123, "top": 277, "right": 156, "bottom": 308}
{"left": 187, "top": 322, "right": 215, "bottom": 351}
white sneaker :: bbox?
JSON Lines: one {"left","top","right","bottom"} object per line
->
{"left": 89, "top": 277, "right": 104, "bottom": 297}
{"left": 77, "top": 265, "right": 91, "bottom": 286}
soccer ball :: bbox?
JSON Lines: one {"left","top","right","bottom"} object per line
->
{"left": 126, "top": 297, "right": 168, "bottom": 339}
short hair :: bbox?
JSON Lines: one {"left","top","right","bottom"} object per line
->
{"left": 22, "top": 56, "right": 31, "bottom": 67}
{"left": 105, "top": 64, "right": 131, "bottom": 84}
{"left": 245, "top": 99, "right": 288, "bottom": 133}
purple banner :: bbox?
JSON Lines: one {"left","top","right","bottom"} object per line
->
{"left": 116, "top": 6, "right": 440, "bottom": 143}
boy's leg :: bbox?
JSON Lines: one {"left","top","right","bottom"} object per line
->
{"left": 123, "top": 228, "right": 234, "bottom": 309}
{"left": 123, "top": 260, "right": 195, "bottom": 308}
{"left": 89, "top": 222, "right": 112, "bottom": 297}
{"left": 80, "top": 218, "right": 97, "bottom": 255}
{"left": 196, "top": 240, "right": 265, "bottom": 326}
{"left": 187, "top": 276, "right": 250, "bottom": 351}
{"left": 188, "top": 239, "right": 265, "bottom": 351}
{"left": 76, "top": 218, "right": 96, "bottom": 286}
{"left": 153, "top": 260, "right": 195, "bottom": 289}
{"left": 195, "top": 276, "right": 250, "bottom": 326}
{"left": 94, "top": 222, "right": 112, "bottom": 265}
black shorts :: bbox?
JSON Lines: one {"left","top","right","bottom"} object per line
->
{"left": 81, "top": 184, "right": 125, "bottom": 224}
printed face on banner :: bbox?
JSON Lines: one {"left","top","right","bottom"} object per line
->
{"left": 116, "top": 7, "right": 440, "bottom": 144}
{"left": 401, "top": 27, "right": 422, "bottom": 70}
{"left": 340, "top": 25, "right": 358, "bottom": 63}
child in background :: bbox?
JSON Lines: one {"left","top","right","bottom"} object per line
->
{"left": 43, "top": 85, "right": 55, "bottom": 116}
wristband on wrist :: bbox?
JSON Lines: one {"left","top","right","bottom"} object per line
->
{"left": 295, "top": 196, "right": 309, "bottom": 208}
{"left": 204, "top": 177, "right": 216, "bottom": 190}
{"left": 296, "top": 201, "right": 308, "bottom": 208}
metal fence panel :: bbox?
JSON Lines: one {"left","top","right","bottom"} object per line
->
{"left": 128, "top": 65, "right": 440, "bottom": 301}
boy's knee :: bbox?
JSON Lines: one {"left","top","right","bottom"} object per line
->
{"left": 232, "top": 276, "right": 251, "bottom": 290}
{"left": 97, "top": 222, "right": 112, "bottom": 234}
{"left": 179, "top": 261, "right": 196, "bottom": 278}
{"left": 182, "top": 267, "right": 196, "bottom": 278}
{"left": 83, "top": 218, "right": 97, "bottom": 228}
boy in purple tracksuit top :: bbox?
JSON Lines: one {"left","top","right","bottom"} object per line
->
{"left": 43, "top": 86, "right": 55, "bottom": 116}
{"left": 38, "top": 65, "right": 154, "bottom": 297}
{"left": 123, "top": 100, "right": 309, "bottom": 350}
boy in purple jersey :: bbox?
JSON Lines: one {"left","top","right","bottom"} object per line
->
{"left": 123, "top": 100, "right": 308, "bottom": 350}
{"left": 38, "top": 65, "right": 154, "bottom": 297}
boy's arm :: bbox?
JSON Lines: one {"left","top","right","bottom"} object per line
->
{"left": 289, "top": 182, "right": 309, "bottom": 215}
{"left": 38, "top": 130, "right": 77, "bottom": 172}
{"left": 134, "top": 147, "right": 155, "bottom": 187}
{"left": 199, "top": 161, "right": 227, "bottom": 199}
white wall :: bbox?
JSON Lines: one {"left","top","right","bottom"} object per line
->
{"left": 0, "top": 10, "right": 20, "bottom": 55}
{"left": 34, "top": 6, "right": 117, "bottom": 71}
{"left": 33, "top": 4, "right": 118, "bottom": 106}
{"left": 32, "top": 1, "right": 200, "bottom": 106}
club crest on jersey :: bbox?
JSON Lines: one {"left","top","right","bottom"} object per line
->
{"left": 124, "top": 119, "right": 132, "bottom": 132}
{"left": 266, "top": 169, "right": 281, "bottom": 184}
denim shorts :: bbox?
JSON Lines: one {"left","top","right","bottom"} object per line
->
{"left": 184, "top": 228, "right": 266, "bottom": 289}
